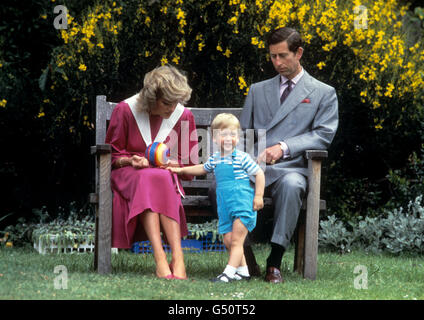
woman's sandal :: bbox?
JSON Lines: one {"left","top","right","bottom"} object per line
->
{"left": 157, "top": 274, "right": 174, "bottom": 280}
{"left": 156, "top": 264, "right": 174, "bottom": 279}
{"left": 172, "top": 274, "right": 188, "bottom": 280}
{"left": 169, "top": 262, "right": 188, "bottom": 280}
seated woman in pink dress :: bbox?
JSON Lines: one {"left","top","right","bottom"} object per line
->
{"left": 105, "top": 65, "right": 198, "bottom": 279}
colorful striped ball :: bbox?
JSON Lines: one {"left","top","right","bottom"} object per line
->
{"left": 145, "top": 142, "right": 170, "bottom": 167}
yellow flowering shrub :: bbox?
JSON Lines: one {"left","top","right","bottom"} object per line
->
{"left": 43, "top": 2, "right": 123, "bottom": 135}
{"left": 38, "top": 0, "right": 424, "bottom": 219}
{"left": 44, "top": 0, "right": 423, "bottom": 134}
{"left": 1, "top": 0, "right": 423, "bottom": 222}
{"left": 248, "top": 0, "right": 422, "bottom": 132}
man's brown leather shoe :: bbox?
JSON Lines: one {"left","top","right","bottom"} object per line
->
{"left": 265, "top": 267, "right": 284, "bottom": 283}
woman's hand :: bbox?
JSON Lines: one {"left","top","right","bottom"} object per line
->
{"left": 130, "top": 155, "right": 149, "bottom": 169}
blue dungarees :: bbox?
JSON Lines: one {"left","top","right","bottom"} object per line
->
{"left": 215, "top": 156, "right": 257, "bottom": 234}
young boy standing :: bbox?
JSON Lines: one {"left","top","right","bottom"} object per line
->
{"left": 168, "top": 113, "right": 265, "bottom": 282}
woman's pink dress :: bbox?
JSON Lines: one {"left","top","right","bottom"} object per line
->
{"left": 105, "top": 101, "right": 198, "bottom": 248}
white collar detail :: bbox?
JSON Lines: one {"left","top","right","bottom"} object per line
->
{"left": 125, "top": 94, "right": 185, "bottom": 146}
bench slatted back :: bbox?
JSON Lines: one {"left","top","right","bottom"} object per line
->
{"left": 95, "top": 96, "right": 242, "bottom": 144}
{"left": 189, "top": 108, "right": 242, "bottom": 126}
{"left": 95, "top": 95, "right": 242, "bottom": 193}
{"left": 95, "top": 96, "right": 116, "bottom": 145}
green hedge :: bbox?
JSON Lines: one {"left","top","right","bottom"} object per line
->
{"left": 0, "top": 0, "right": 423, "bottom": 222}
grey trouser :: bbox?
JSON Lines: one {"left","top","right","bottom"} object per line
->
{"left": 269, "top": 172, "right": 307, "bottom": 249}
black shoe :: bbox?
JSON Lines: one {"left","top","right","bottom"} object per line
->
{"left": 234, "top": 272, "right": 251, "bottom": 281}
{"left": 210, "top": 273, "right": 234, "bottom": 283}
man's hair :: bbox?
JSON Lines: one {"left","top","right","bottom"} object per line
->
{"left": 266, "top": 27, "right": 303, "bottom": 53}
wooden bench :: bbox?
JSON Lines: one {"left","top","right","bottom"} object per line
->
{"left": 90, "top": 95, "right": 327, "bottom": 280}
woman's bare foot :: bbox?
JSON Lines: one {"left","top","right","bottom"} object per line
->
{"left": 170, "top": 258, "right": 187, "bottom": 279}
{"left": 155, "top": 256, "right": 172, "bottom": 278}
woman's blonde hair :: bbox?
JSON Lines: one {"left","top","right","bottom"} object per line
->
{"left": 136, "top": 65, "right": 192, "bottom": 112}
{"left": 211, "top": 113, "right": 240, "bottom": 131}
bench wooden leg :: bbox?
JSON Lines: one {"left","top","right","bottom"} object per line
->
{"left": 293, "top": 211, "right": 306, "bottom": 275}
{"left": 94, "top": 214, "right": 99, "bottom": 270}
{"left": 97, "top": 153, "right": 112, "bottom": 274}
{"left": 303, "top": 158, "right": 322, "bottom": 280}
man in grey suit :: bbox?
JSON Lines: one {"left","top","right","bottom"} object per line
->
{"left": 240, "top": 27, "right": 339, "bottom": 283}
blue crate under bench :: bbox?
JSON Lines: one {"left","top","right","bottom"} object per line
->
{"left": 132, "top": 232, "right": 226, "bottom": 254}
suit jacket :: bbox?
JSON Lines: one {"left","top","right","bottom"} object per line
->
{"left": 240, "top": 70, "right": 339, "bottom": 187}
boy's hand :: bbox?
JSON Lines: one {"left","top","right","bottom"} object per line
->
{"left": 160, "top": 159, "right": 180, "bottom": 169}
{"left": 167, "top": 166, "right": 184, "bottom": 175}
{"left": 253, "top": 195, "right": 264, "bottom": 211}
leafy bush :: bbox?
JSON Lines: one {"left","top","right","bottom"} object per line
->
{"left": 318, "top": 215, "right": 354, "bottom": 254}
{"left": 0, "top": 202, "right": 93, "bottom": 248}
{"left": 0, "top": 207, "right": 50, "bottom": 247}
{"left": 319, "top": 195, "right": 424, "bottom": 254}
{"left": 381, "top": 195, "right": 424, "bottom": 254}
{"left": 186, "top": 219, "right": 223, "bottom": 243}
{"left": 37, "top": 0, "right": 424, "bottom": 226}
{"left": 1, "top": 0, "right": 423, "bottom": 224}
{"left": 386, "top": 140, "right": 424, "bottom": 210}
{"left": 350, "top": 216, "right": 385, "bottom": 254}
{"left": 31, "top": 209, "right": 95, "bottom": 252}
{"left": 42, "top": 0, "right": 424, "bottom": 127}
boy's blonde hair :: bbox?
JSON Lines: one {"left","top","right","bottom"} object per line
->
{"left": 211, "top": 113, "right": 240, "bottom": 131}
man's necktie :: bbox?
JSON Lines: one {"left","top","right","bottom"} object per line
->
{"left": 280, "top": 80, "right": 293, "bottom": 105}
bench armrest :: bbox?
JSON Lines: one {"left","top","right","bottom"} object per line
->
{"left": 304, "top": 150, "right": 328, "bottom": 160}
{"left": 91, "top": 144, "right": 112, "bottom": 155}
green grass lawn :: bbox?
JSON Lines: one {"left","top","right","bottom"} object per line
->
{"left": 1, "top": 244, "right": 423, "bottom": 300}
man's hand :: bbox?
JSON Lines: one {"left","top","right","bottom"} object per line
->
{"left": 130, "top": 155, "right": 149, "bottom": 169}
{"left": 258, "top": 144, "right": 283, "bottom": 164}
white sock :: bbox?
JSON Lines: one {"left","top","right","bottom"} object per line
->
{"left": 233, "top": 265, "right": 250, "bottom": 280}
{"left": 236, "top": 265, "right": 249, "bottom": 277}
{"left": 223, "top": 265, "right": 237, "bottom": 278}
